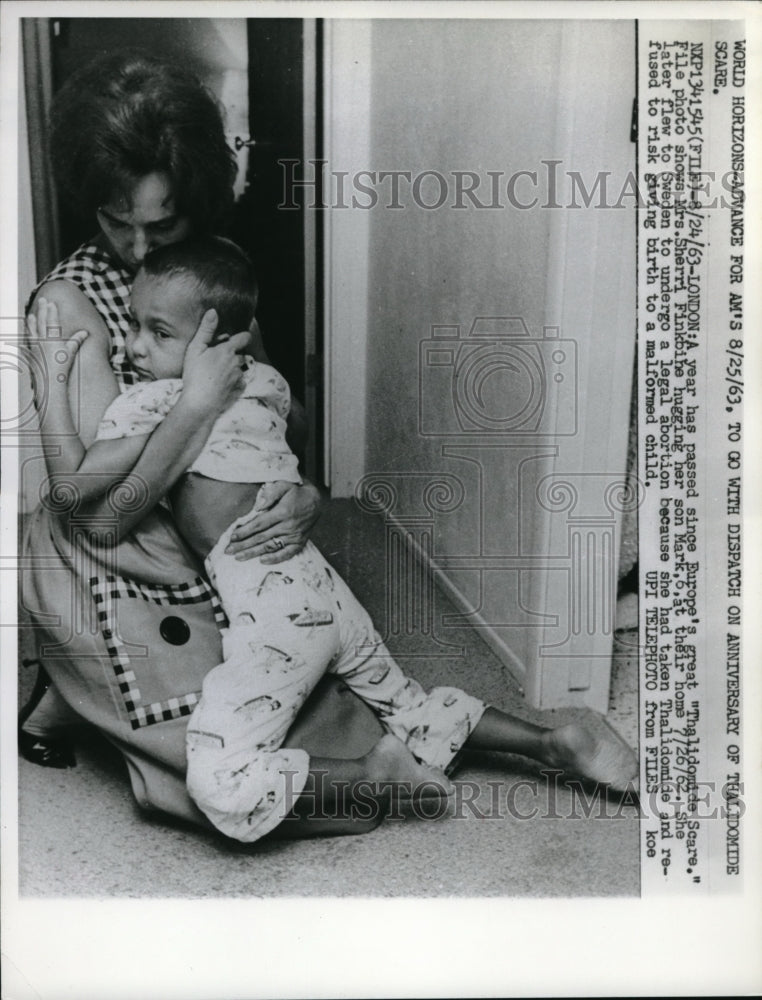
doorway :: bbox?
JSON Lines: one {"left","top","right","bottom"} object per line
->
{"left": 26, "top": 15, "right": 319, "bottom": 477}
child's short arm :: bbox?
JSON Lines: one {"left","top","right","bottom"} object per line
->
{"left": 69, "top": 378, "right": 186, "bottom": 502}
{"left": 285, "top": 396, "right": 308, "bottom": 459}
{"left": 247, "top": 319, "right": 307, "bottom": 459}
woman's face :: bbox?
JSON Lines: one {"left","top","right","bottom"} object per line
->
{"left": 96, "top": 172, "right": 192, "bottom": 273}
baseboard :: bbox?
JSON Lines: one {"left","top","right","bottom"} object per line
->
{"left": 383, "top": 509, "right": 530, "bottom": 696}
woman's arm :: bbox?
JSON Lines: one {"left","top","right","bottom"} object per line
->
{"left": 31, "top": 321, "right": 91, "bottom": 477}
{"left": 29, "top": 295, "right": 174, "bottom": 507}
{"left": 29, "top": 298, "right": 149, "bottom": 491}
{"left": 80, "top": 330, "right": 249, "bottom": 544}
{"left": 79, "top": 311, "right": 250, "bottom": 541}
{"left": 29, "top": 281, "right": 121, "bottom": 449}
{"left": 29, "top": 289, "right": 248, "bottom": 540}
{"left": 222, "top": 479, "right": 324, "bottom": 565}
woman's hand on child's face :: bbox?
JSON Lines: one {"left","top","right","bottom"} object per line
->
{"left": 181, "top": 309, "right": 249, "bottom": 415}
{"left": 224, "top": 480, "right": 323, "bottom": 564}
{"left": 26, "top": 297, "right": 89, "bottom": 393}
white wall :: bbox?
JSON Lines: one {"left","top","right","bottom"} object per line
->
{"left": 326, "top": 19, "right": 636, "bottom": 709}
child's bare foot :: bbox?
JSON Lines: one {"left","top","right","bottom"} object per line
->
{"left": 363, "top": 734, "right": 454, "bottom": 799}
{"left": 541, "top": 714, "right": 638, "bottom": 792}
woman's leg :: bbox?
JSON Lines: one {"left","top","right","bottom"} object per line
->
{"left": 466, "top": 707, "right": 638, "bottom": 791}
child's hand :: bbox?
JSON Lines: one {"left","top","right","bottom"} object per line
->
{"left": 181, "top": 309, "right": 249, "bottom": 415}
{"left": 26, "top": 297, "right": 89, "bottom": 395}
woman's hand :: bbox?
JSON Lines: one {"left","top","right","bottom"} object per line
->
{"left": 180, "top": 309, "right": 250, "bottom": 416}
{"left": 224, "top": 480, "right": 323, "bottom": 564}
{"left": 26, "top": 297, "right": 89, "bottom": 400}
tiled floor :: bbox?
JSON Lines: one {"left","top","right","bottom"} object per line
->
{"left": 17, "top": 500, "right": 640, "bottom": 898}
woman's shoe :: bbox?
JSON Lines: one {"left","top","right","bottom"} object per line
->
{"left": 18, "top": 661, "right": 76, "bottom": 769}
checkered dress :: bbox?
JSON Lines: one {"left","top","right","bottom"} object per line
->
{"left": 25, "top": 241, "right": 228, "bottom": 747}
{"left": 30, "top": 242, "right": 138, "bottom": 390}
{"left": 22, "top": 241, "right": 378, "bottom": 823}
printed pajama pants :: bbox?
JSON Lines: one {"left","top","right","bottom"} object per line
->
{"left": 186, "top": 523, "right": 485, "bottom": 843}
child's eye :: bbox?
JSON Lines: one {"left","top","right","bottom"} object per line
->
{"left": 154, "top": 328, "right": 171, "bottom": 341}
{"left": 128, "top": 318, "right": 140, "bottom": 332}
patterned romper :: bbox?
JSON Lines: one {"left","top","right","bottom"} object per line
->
{"left": 95, "top": 356, "right": 487, "bottom": 843}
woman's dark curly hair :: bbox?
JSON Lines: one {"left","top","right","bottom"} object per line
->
{"left": 50, "top": 50, "right": 237, "bottom": 231}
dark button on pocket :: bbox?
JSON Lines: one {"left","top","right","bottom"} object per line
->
{"left": 159, "top": 616, "right": 191, "bottom": 646}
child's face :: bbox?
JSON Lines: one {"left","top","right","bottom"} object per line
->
{"left": 127, "top": 271, "right": 203, "bottom": 381}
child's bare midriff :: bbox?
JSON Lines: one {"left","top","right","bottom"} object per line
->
{"left": 170, "top": 471, "right": 262, "bottom": 560}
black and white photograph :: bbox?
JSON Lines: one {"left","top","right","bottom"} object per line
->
{"left": 2, "top": 1, "right": 760, "bottom": 997}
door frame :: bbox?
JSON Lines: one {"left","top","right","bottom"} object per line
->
{"left": 321, "top": 19, "right": 372, "bottom": 495}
